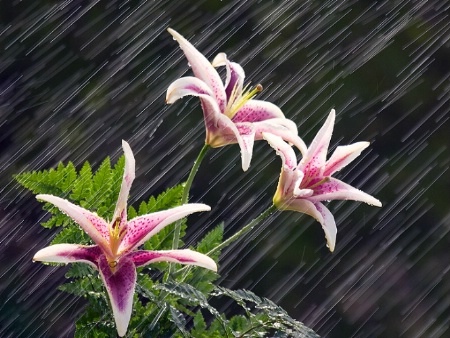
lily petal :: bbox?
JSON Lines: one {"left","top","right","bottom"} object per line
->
{"left": 255, "top": 118, "right": 307, "bottom": 156}
{"left": 313, "top": 202, "right": 337, "bottom": 252}
{"left": 235, "top": 123, "right": 256, "bottom": 171}
{"left": 36, "top": 194, "right": 112, "bottom": 256}
{"left": 263, "top": 133, "right": 298, "bottom": 170}
{"left": 308, "top": 177, "right": 382, "bottom": 207}
{"left": 232, "top": 100, "right": 285, "bottom": 122}
{"left": 98, "top": 255, "right": 136, "bottom": 337}
{"left": 166, "top": 76, "right": 230, "bottom": 147}
{"left": 168, "top": 28, "right": 226, "bottom": 110}
{"left": 212, "top": 52, "right": 245, "bottom": 99}
{"left": 166, "top": 76, "right": 215, "bottom": 104}
{"left": 33, "top": 244, "right": 101, "bottom": 268}
{"left": 129, "top": 249, "right": 217, "bottom": 271}
{"left": 280, "top": 198, "right": 337, "bottom": 252}
{"left": 300, "top": 109, "right": 335, "bottom": 174}
{"left": 324, "top": 142, "right": 370, "bottom": 176}
{"left": 112, "top": 140, "right": 136, "bottom": 224}
{"left": 118, "top": 204, "right": 211, "bottom": 253}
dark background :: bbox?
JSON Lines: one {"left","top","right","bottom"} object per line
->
{"left": 1, "top": 1, "right": 449, "bottom": 337}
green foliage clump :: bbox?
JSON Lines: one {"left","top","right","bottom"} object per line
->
{"left": 17, "top": 156, "right": 318, "bottom": 338}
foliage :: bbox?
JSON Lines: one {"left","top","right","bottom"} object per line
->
{"left": 16, "top": 157, "right": 319, "bottom": 337}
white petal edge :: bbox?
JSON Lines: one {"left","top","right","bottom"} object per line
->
{"left": 324, "top": 141, "right": 370, "bottom": 176}
{"left": 33, "top": 243, "right": 99, "bottom": 268}
{"left": 300, "top": 109, "right": 335, "bottom": 168}
{"left": 112, "top": 140, "right": 136, "bottom": 222}
{"left": 263, "top": 133, "right": 298, "bottom": 170}
{"left": 36, "top": 194, "right": 112, "bottom": 256}
{"left": 129, "top": 249, "right": 217, "bottom": 272}
{"left": 119, "top": 203, "right": 211, "bottom": 253}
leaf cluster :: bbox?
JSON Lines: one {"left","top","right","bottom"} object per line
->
{"left": 16, "top": 156, "right": 319, "bottom": 337}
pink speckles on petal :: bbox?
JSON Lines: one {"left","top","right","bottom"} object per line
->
{"left": 232, "top": 100, "right": 284, "bottom": 122}
{"left": 119, "top": 204, "right": 211, "bottom": 253}
{"left": 235, "top": 123, "right": 256, "bottom": 171}
{"left": 309, "top": 178, "right": 382, "bottom": 207}
{"left": 128, "top": 249, "right": 217, "bottom": 272}
{"left": 33, "top": 244, "right": 101, "bottom": 268}
{"left": 36, "top": 194, "right": 112, "bottom": 256}
{"left": 167, "top": 28, "right": 226, "bottom": 111}
{"left": 263, "top": 133, "right": 298, "bottom": 170}
{"left": 98, "top": 255, "right": 136, "bottom": 337}
{"left": 324, "top": 142, "right": 370, "bottom": 176}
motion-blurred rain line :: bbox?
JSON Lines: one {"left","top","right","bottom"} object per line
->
{"left": 1, "top": 0, "right": 449, "bottom": 337}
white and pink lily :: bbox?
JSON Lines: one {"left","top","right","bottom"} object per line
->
{"left": 264, "top": 109, "right": 382, "bottom": 252}
{"left": 166, "top": 28, "right": 306, "bottom": 171}
{"left": 33, "top": 141, "right": 217, "bottom": 337}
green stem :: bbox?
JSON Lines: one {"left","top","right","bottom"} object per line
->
{"left": 177, "top": 204, "right": 277, "bottom": 280}
{"left": 207, "top": 204, "right": 277, "bottom": 256}
{"left": 168, "top": 143, "right": 210, "bottom": 277}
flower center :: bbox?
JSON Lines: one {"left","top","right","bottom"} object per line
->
{"left": 305, "top": 177, "right": 330, "bottom": 190}
{"left": 224, "top": 83, "right": 263, "bottom": 119}
{"left": 108, "top": 217, "right": 127, "bottom": 260}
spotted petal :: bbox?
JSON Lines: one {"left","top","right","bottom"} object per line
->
{"left": 168, "top": 28, "right": 226, "bottom": 111}
{"left": 300, "top": 109, "right": 335, "bottom": 175}
{"left": 118, "top": 204, "right": 211, "bottom": 253}
{"left": 254, "top": 118, "right": 307, "bottom": 156}
{"left": 263, "top": 133, "right": 297, "bottom": 170}
{"left": 128, "top": 249, "right": 217, "bottom": 271}
{"left": 33, "top": 243, "right": 101, "bottom": 268}
{"left": 212, "top": 52, "right": 245, "bottom": 99}
{"left": 324, "top": 142, "right": 370, "bottom": 176}
{"left": 112, "top": 140, "right": 136, "bottom": 225}
{"left": 282, "top": 199, "right": 337, "bottom": 252}
{"left": 98, "top": 255, "right": 136, "bottom": 337}
{"left": 232, "top": 100, "right": 285, "bottom": 122}
{"left": 36, "top": 194, "right": 112, "bottom": 257}
{"left": 308, "top": 177, "right": 382, "bottom": 207}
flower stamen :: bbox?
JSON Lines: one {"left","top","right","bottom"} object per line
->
{"left": 225, "top": 83, "right": 263, "bottom": 119}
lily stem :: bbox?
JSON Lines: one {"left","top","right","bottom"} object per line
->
{"left": 168, "top": 143, "right": 210, "bottom": 276}
{"left": 177, "top": 203, "right": 277, "bottom": 280}
{"left": 207, "top": 204, "right": 277, "bottom": 256}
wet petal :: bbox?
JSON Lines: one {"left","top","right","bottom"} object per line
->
{"left": 277, "top": 198, "right": 337, "bottom": 252}
{"left": 256, "top": 118, "right": 307, "bottom": 156}
{"left": 300, "top": 109, "right": 335, "bottom": 176}
{"left": 308, "top": 177, "right": 382, "bottom": 207}
{"left": 166, "top": 76, "right": 227, "bottom": 147}
{"left": 168, "top": 28, "right": 226, "bottom": 110}
{"left": 166, "top": 76, "right": 215, "bottom": 104}
{"left": 212, "top": 52, "right": 245, "bottom": 99}
{"left": 98, "top": 255, "right": 136, "bottom": 337}
{"left": 263, "top": 133, "right": 298, "bottom": 170}
{"left": 118, "top": 204, "right": 211, "bottom": 253}
{"left": 324, "top": 142, "right": 370, "bottom": 176}
{"left": 235, "top": 123, "right": 256, "bottom": 171}
{"left": 233, "top": 100, "right": 285, "bottom": 122}
{"left": 129, "top": 249, "right": 217, "bottom": 271}
{"left": 33, "top": 244, "right": 101, "bottom": 268}
{"left": 112, "top": 140, "right": 136, "bottom": 224}
{"left": 313, "top": 202, "right": 337, "bottom": 252}
{"left": 36, "top": 194, "right": 112, "bottom": 256}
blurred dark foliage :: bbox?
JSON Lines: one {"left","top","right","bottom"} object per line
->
{"left": 1, "top": 1, "right": 449, "bottom": 337}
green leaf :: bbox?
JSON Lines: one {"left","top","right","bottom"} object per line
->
{"left": 90, "top": 157, "right": 112, "bottom": 211}
{"left": 70, "top": 161, "right": 93, "bottom": 205}
{"left": 143, "top": 184, "right": 186, "bottom": 251}
{"left": 196, "top": 222, "right": 224, "bottom": 261}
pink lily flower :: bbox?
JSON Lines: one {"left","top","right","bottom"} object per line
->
{"left": 264, "top": 109, "right": 382, "bottom": 252}
{"left": 166, "top": 28, "right": 306, "bottom": 171}
{"left": 33, "top": 141, "right": 217, "bottom": 337}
